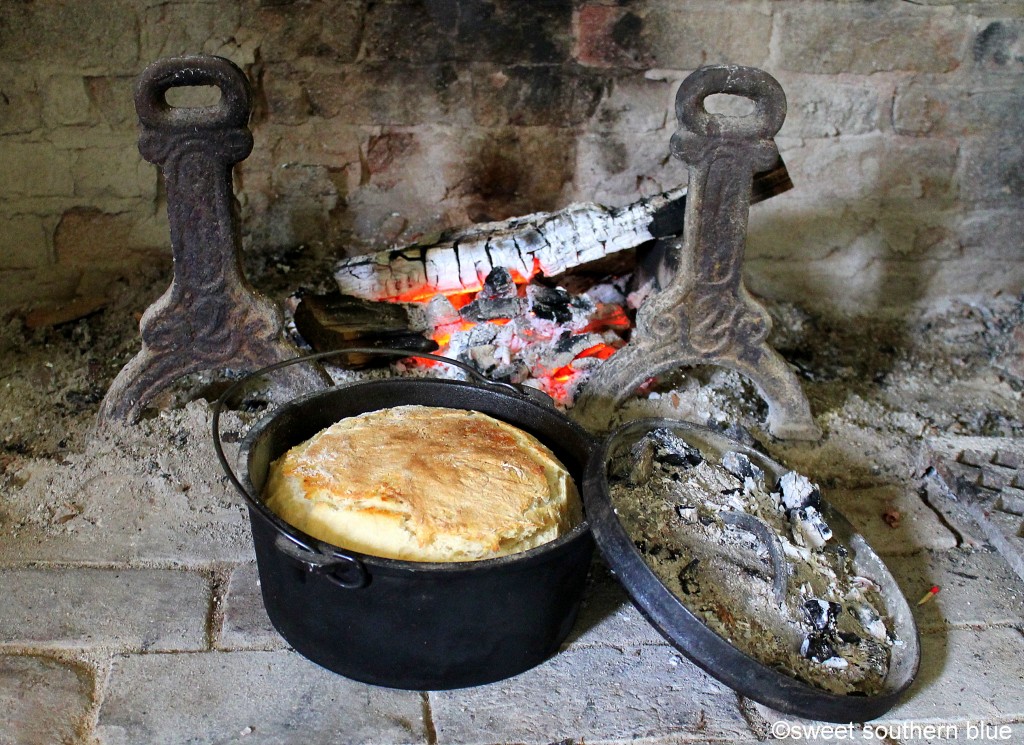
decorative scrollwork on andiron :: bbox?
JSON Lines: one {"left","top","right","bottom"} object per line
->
{"left": 98, "top": 56, "right": 328, "bottom": 426}
{"left": 576, "top": 65, "right": 821, "bottom": 441}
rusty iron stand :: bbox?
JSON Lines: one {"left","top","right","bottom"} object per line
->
{"left": 98, "top": 56, "right": 327, "bottom": 425}
{"left": 576, "top": 65, "right": 821, "bottom": 441}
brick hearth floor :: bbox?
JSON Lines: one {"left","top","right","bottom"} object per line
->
{"left": 3, "top": 429, "right": 1023, "bottom": 744}
{"left": 3, "top": 298, "right": 1024, "bottom": 744}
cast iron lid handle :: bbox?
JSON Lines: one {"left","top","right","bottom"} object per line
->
{"left": 211, "top": 347, "right": 552, "bottom": 586}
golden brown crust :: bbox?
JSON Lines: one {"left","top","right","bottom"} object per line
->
{"left": 264, "top": 405, "right": 581, "bottom": 562}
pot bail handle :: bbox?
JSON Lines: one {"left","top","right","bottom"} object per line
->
{"left": 212, "top": 347, "right": 536, "bottom": 495}
{"left": 212, "top": 347, "right": 541, "bottom": 584}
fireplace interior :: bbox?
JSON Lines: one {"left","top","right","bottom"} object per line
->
{"left": 1, "top": 2, "right": 1023, "bottom": 743}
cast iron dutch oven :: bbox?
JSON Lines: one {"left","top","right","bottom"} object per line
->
{"left": 213, "top": 348, "right": 920, "bottom": 722}
{"left": 214, "top": 349, "right": 596, "bottom": 691}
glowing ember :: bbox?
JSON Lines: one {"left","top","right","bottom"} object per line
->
{"left": 411, "top": 272, "right": 632, "bottom": 406}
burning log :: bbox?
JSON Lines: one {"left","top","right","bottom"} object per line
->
{"left": 333, "top": 162, "right": 791, "bottom": 302}
{"left": 334, "top": 186, "right": 684, "bottom": 302}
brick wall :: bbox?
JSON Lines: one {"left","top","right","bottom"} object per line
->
{"left": 1, "top": 0, "right": 1021, "bottom": 316}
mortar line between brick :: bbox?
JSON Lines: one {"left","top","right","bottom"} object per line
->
{"left": 81, "top": 652, "right": 113, "bottom": 745}
{"left": 736, "top": 693, "right": 770, "bottom": 740}
{"left": 420, "top": 691, "right": 437, "bottom": 745}
{"left": 203, "top": 564, "right": 234, "bottom": 651}
{"left": 0, "top": 559, "right": 256, "bottom": 573}
{"left": 916, "top": 481, "right": 967, "bottom": 548}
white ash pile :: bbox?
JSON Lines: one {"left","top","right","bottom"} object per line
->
{"left": 608, "top": 428, "right": 896, "bottom": 695}
{"left": 409, "top": 267, "right": 631, "bottom": 404}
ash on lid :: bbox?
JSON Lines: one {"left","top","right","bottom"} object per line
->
{"left": 608, "top": 428, "right": 896, "bottom": 696}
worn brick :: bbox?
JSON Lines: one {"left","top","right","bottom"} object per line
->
{"left": 72, "top": 145, "right": 153, "bottom": 201}
{"left": 0, "top": 568, "right": 209, "bottom": 651}
{"left": 454, "top": 127, "right": 578, "bottom": 223}
{"left": 248, "top": 156, "right": 352, "bottom": 250}
{"left": 219, "top": 563, "right": 286, "bottom": 650}
{"left": 973, "top": 19, "right": 1024, "bottom": 73}
{"left": 362, "top": 0, "right": 575, "bottom": 66}
{"left": 430, "top": 644, "right": 748, "bottom": 744}
{"left": 775, "top": 73, "right": 887, "bottom": 139}
{"left": 471, "top": 64, "right": 606, "bottom": 128}
{"left": 302, "top": 64, "right": 472, "bottom": 126}
{"left": 269, "top": 160, "right": 345, "bottom": 218}
{"left": 893, "top": 76, "right": 1024, "bottom": 137}
{"left": 0, "top": 67, "right": 43, "bottom": 135}
{"left": 954, "top": 207, "right": 1024, "bottom": 260}
{"left": 572, "top": 129, "right": 686, "bottom": 207}
{"left": 0, "top": 214, "right": 50, "bottom": 271}
{"left": 884, "top": 548, "right": 1024, "bottom": 632}
{"left": 778, "top": 135, "right": 958, "bottom": 202}
{"left": 640, "top": 2, "right": 772, "bottom": 70}
{"left": 748, "top": 629, "right": 1024, "bottom": 736}
{"left": 139, "top": 0, "right": 242, "bottom": 61}
{"left": 0, "top": 0, "right": 140, "bottom": 72}
{"left": 0, "top": 404, "right": 255, "bottom": 564}
{"left": 565, "top": 563, "right": 667, "bottom": 649}
{"left": 54, "top": 208, "right": 163, "bottom": 269}
{"left": 247, "top": 0, "right": 362, "bottom": 64}
{"left": 0, "top": 267, "right": 81, "bottom": 312}
{"left": 750, "top": 199, "right": 1024, "bottom": 294}
{"left": 84, "top": 76, "right": 137, "bottom": 131}
{"left": 0, "top": 143, "right": 75, "bottom": 198}
{"left": 455, "top": 1, "right": 573, "bottom": 65}
{"left": 363, "top": 131, "right": 419, "bottom": 189}
{"left": 749, "top": 196, "right": 880, "bottom": 265}
{"left": 261, "top": 68, "right": 315, "bottom": 125}
{"left": 959, "top": 135, "right": 1024, "bottom": 206}
{"left": 41, "top": 75, "right": 93, "bottom": 127}
{"left": 96, "top": 650, "right": 427, "bottom": 745}
{"left": 920, "top": 259, "right": 1024, "bottom": 312}
{"left": 879, "top": 627, "right": 1024, "bottom": 724}
{"left": 775, "top": 7, "right": 966, "bottom": 74}
{"left": 0, "top": 655, "right": 93, "bottom": 745}
{"left": 828, "top": 486, "right": 958, "bottom": 554}
{"left": 362, "top": 0, "right": 459, "bottom": 64}
{"left": 586, "top": 73, "right": 670, "bottom": 134}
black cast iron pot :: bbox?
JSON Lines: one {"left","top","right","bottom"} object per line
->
{"left": 213, "top": 349, "right": 596, "bottom": 690}
{"left": 214, "top": 349, "right": 920, "bottom": 721}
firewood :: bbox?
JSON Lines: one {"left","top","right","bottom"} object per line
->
{"left": 292, "top": 291, "right": 437, "bottom": 369}
{"left": 333, "top": 160, "right": 791, "bottom": 302}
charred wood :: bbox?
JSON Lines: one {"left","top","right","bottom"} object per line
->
{"left": 292, "top": 291, "right": 437, "bottom": 369}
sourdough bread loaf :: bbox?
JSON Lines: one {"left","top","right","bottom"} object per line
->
{"left": 263, "top": 405, "right": 581, "bottom": 562}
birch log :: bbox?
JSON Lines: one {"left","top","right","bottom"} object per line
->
{"left": 334, "top": 161, "right": 790, "bottom": 301}
{"left": 333, "top": 186, "right": 689, "bottom": 301}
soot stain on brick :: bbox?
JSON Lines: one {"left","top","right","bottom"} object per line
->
{"left": 489, "top": 66, "right": 605, "bottom": 127}
{"left": 457, "top": 0, "right": 572, "bottom": 64}
{"left": 611, "top": 11, "right": 643, "bottom": 49}
{"left": 462, "top": 129, "right": 573, "bottom": 223}
{"left": 434, "top": 63, "right": 459, "bottom": 93}
{"left": 974, "top": 21, "right": 1022, "bottom": 68}
{"left": 466, "top": 134, "right": 526, "bottom": 222}
{"left": 366, "top": 132, "right": 418, "bottom": 180}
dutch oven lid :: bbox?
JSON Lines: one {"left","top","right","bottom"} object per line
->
{"left": 580, "top": 418, "right": 921, "bottom": 723}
